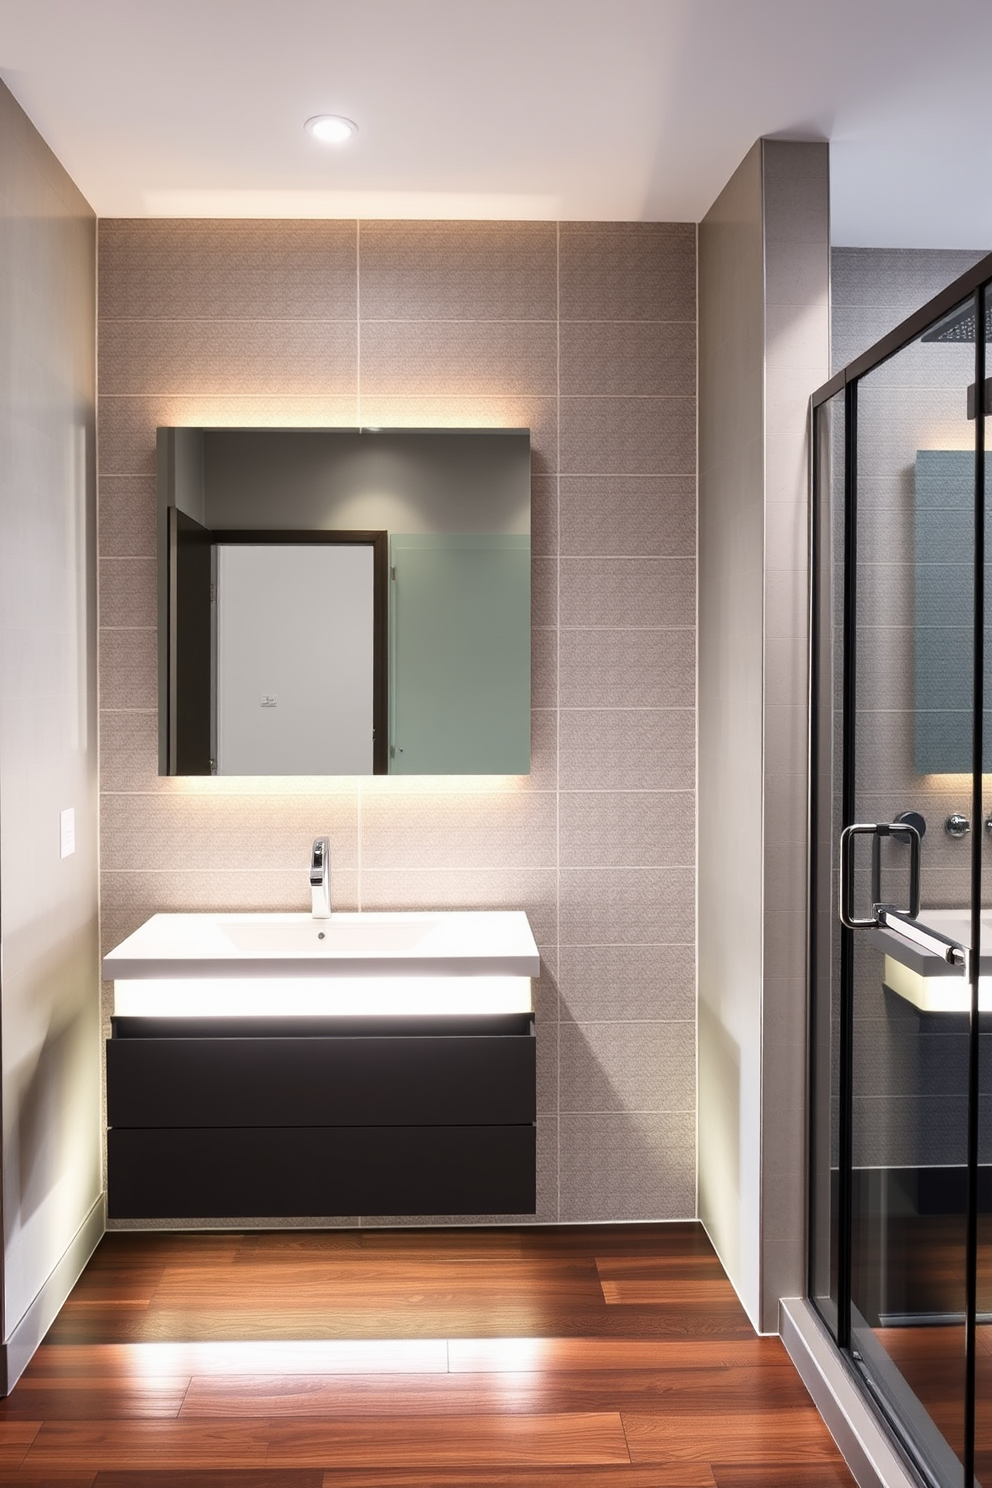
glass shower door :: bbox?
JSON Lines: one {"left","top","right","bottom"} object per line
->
{"left": 810, "top": 284, "right": 987, "bottom": 1488}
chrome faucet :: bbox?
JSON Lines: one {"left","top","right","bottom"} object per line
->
{"left": 310, "top": 836, "right": 331, "bottom": 919}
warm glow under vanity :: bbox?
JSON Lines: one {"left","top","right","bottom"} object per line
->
{"left": 103, "top": 910, "right": 539, "bottom": 1222}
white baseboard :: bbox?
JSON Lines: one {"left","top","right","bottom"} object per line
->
{"left": 779, "top": 1298, "right": 922, "bottom": 1488}
{"left": 1, "top": 1192, "right": 106, "bottom": 1394}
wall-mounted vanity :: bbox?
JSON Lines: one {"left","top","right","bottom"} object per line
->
{"left": 158, "top": 426, "right": 532, "bottom": 777}
{"left": 103, "top": 910, "right": 539, "bottom": 1221}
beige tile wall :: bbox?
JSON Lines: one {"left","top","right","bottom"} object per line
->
{"left": 97, "top": 218, "right": 697, "bottom": 1226}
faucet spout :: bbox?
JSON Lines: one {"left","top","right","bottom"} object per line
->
{"left": 310, "top": 836, "right": 331, "bottom": 919}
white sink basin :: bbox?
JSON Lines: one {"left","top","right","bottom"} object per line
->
{"left": 103, "top": 910, "right": 539, "bottom": 1018}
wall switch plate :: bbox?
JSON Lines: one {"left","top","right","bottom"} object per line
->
{"left": 59, "top": 807, "right": 75, "bottom": 859}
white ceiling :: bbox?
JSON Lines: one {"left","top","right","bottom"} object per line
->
{"left": 1, "top": 0, "right": 990, "bottom": 247}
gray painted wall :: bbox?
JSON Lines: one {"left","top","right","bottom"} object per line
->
{"left": 698, "top": 140, "right": 829, "bottom": 1331}
{"left": 0, "top": 79, "right": 101, "bottom": 1389}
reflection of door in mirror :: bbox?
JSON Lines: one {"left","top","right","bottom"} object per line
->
{"left": 216, "top": 544, "right": 375, "bottom": 775}
{"left": 164, "top": 523, "right": 388, "bottom": 777}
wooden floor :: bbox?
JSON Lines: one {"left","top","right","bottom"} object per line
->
{"left": 1, "top": 1222, "right": 856, "bottom": 1486}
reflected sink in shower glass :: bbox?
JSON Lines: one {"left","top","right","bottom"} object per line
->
{"left": 873, "top": 908, "right": 992, "bottom": 1012}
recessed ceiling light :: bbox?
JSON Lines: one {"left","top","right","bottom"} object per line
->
{"left": 305, "top": 115, "right": 358, "bottom": 145}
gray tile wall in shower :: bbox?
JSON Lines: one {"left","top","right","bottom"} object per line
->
{"left": 96, "top": 218, "right": 697, "bottom": 1227}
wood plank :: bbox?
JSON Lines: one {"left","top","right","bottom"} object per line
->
{"left": 47, "top": 1255, "right": 610, "bottom": 1345}
{"left": 0, "top": 1474, "right": 95, "bottom": 1487}
{"left": 622, "top": 1408, "right": 846, "bottom": 1464}
{"left": 24, "top": 1412, "right": 630, "bottom": 1471}
{"left": 41, "top": 1302, "right": 759, "bottom": 1345}
{"left": 89, "top": 1235, "right": 245, "bottom": 1267}
{"left": 0, "top": 1378, "right": 188, "bottom": 1420}
{"left": 273, "top": 1412, "right": 631, "bottom": 1469}
{"left": 594, "top": 1255, "right": 728, "bottom": 1280}
{"left": 600, "top": 1281, "right": 743, "bottom": 1307}
{"left": 60, "top": 1267, "right": 164, "bottom": 1307}
{"left": 318, "top": 1469, "right": 717, "bottom": 1487}
{"left": 0, "top": 1419, "right": 41, "bottom": 1466}
{"left": 355, "top": 1229, "right": 531, "bottom": 1258}
{"left": 24, "top": 1340, "right": 449, "bottom": 1380}
{"left": 153, "top": 1256, "right": 604, "bottom": 1302}
{"left": 16, "top": 1472, "right": 708, "bottom": 1488}
{"left": 179, "top": 1364, "right": 809, "bottom": 1419}
{"left": 354, "top": 1222, "right": 713, "bottom": 1259}
{"left": 447, "top": 1336, "right": 787, "bottom": 1373}
{"left": 231, "top": 1231, "right": 364, "bottom": 1253}
{"left": 91, "top": 1475, "right": 321, "bottom": 1487}
{"left": 711, "top": 1466, "right": 856, "bottom": 1487}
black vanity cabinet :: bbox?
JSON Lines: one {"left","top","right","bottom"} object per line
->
{"left": 106, "top": 1013, "right": 536, "bottom": 1220}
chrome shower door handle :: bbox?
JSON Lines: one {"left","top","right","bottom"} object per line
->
{"left": 839, "top": 821, "right": 921, "bottom": 930}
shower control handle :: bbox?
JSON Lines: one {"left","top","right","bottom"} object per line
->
{"left": 839, "top": 821, "right": 921, "bottom": 930}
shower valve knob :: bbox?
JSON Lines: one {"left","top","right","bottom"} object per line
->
{"left": 945, "top": 813, "right": 970, "bottom": 839}
{"left": 893, "top": 810, "right": 926, "bottom": 842}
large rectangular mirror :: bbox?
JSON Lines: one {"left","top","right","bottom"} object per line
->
{"left": 158, "top": 427, "right": 531, "bottom": 777}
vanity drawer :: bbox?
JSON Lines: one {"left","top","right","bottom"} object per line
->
{"left": 107, "top": 1033, "right": 536, "bottom": 1128}
{"left": 107, "top": 1124, "right": 536, "bottom": 1219}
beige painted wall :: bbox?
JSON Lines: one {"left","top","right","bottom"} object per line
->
{"left": 97, "top": 220, "right": 698, "bottom": 1225}
{"left": 698, "top": 143, "right": 766, "bottom": 1306}
{"left": 0, "top": 80, "right": 101, "bottom": 1386}
{"left": 698, "top": 141, "right": 829, "bottom": 1330}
